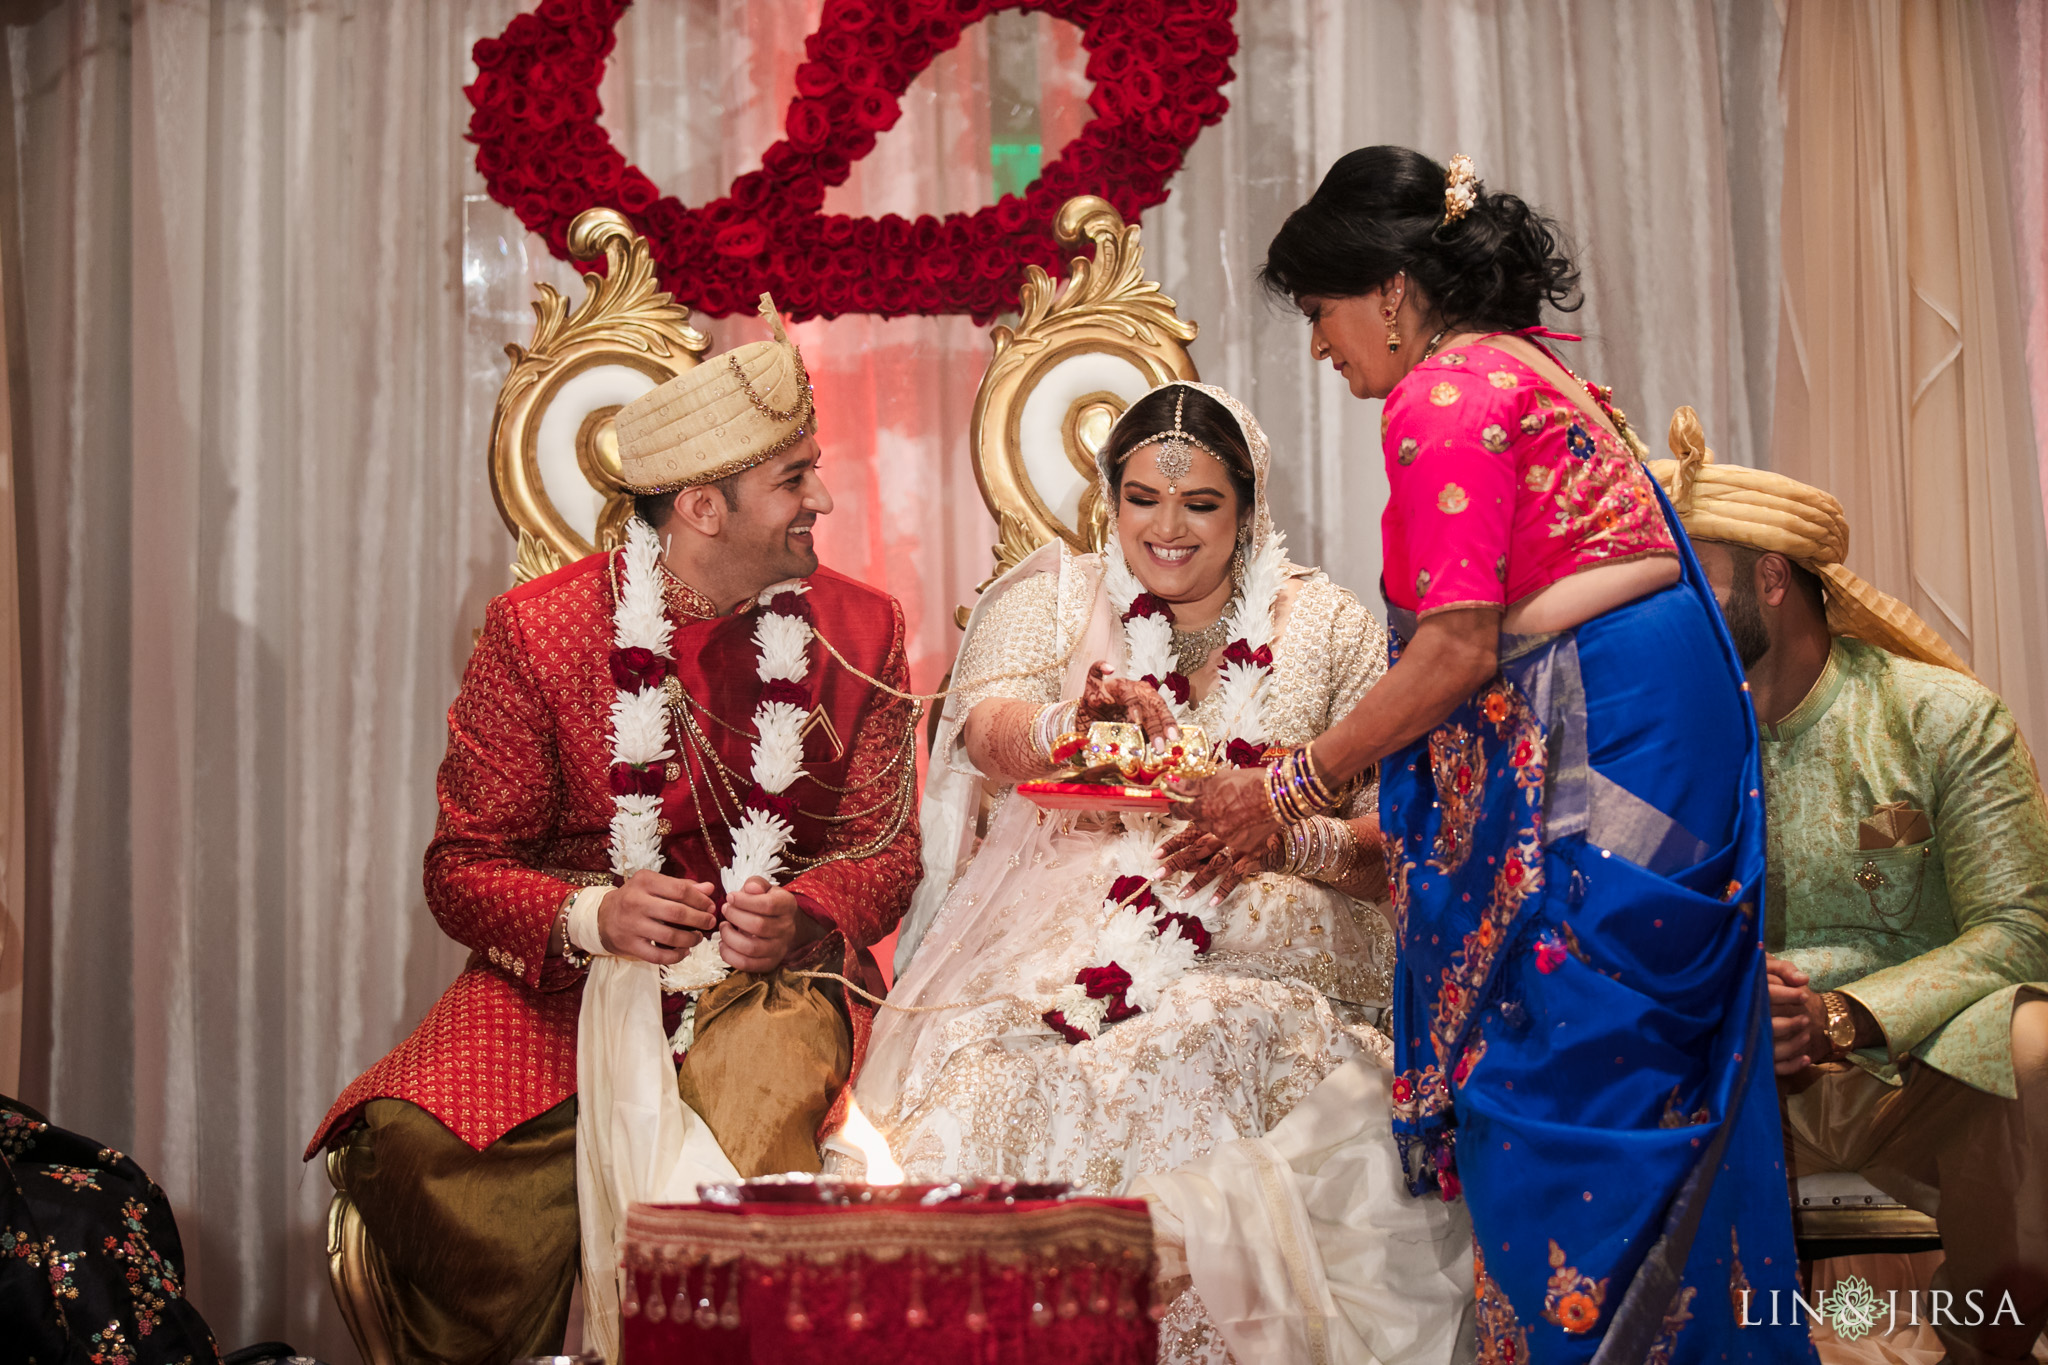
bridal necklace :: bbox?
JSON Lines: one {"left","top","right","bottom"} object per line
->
{"left": 1170, "top": 610, "right": 1233, "bottom": 677}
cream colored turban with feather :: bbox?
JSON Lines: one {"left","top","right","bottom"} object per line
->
{"left": 1649, "top": 407, "right": 1973, "bottom": 677}
{"left": 615, "top": 293, "right": 816, "bottom": 494}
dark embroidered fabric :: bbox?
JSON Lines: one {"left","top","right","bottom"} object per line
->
{"left": 0, "top": 1094, "right": 218, "bottom": 1365}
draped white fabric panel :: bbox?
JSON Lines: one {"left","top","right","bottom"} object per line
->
{"left": 4, "top": 2, "right": 1787, "bottom": 1356}
{"left": 11, "top": 1, "right": 512, "bottom": 1350}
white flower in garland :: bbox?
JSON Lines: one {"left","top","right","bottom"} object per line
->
{"left": 604, "top": 520, "right": 732, "bottom": 1008}
{"left": 1103, "top": 538, "right": 1192, "bottom": 722}
{"left": 715, "top": 580, "right": 813, "bottom": 897}
{"left": 1208, "top": 529, "right": 1287, "bottom": 749}
{"left": 1045, "top": 523, "right": 1286, "bottom": 1045}
{"left": 662, "top": 581, "right": 814, "bottom": 995}
{"left": 604, "top": 526, "right": 820, "bottom": 1009}
{"left": 608, "top": 519, "right": 676, "bottom": 882}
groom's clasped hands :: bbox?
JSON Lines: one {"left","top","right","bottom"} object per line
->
{"left": 594, "top": 870, "right": 810, "bottom": 973}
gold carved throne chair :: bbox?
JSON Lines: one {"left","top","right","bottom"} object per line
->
{"left": 323, "top": 208, "right": 706, "bottom": 1365}
{"left": 962, "top": 194, "right": 1199, "bottom": 611}
{"left": 489, "top": 207, "right": 711, "bottom": 581}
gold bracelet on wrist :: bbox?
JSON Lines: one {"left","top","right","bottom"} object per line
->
{"left": 1031, "top": 699, "right": 1078, "bottom": 767}
{"left": 556, "top": 894, "right": 591, "bottom": 972}
{"left": 1279, "top": 815, "right": 1358, "bottom": 881}
{"left": 1265, "top": 745, "right": 1344, "bottom": 826}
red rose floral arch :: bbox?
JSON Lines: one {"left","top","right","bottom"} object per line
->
{"left": 467, "top": 0, "right": 1238, "bottom": 322}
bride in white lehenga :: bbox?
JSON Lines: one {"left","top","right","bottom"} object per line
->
{"left": 857, "top": 383, "right": 1474, "bottom": 1365}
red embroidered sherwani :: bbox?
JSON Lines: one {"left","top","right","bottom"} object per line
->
{"left": 308, "top": 552, "right": 920, "bottom": 1156}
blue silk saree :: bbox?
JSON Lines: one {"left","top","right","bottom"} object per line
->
{"left": 1382, "top": 498, "right": 1815, "bottom": 1364}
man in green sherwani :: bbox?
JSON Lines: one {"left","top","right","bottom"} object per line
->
{"left": 1653, "top": 423, "right": 2048, "bottom": 1365}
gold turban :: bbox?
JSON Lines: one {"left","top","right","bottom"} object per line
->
{"left": 615, "top": 293, "right": 816, "bottom": 494}
{"left": 1649, "top": 407, "right": 1973, "bottom": 676}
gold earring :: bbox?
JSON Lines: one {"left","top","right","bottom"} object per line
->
{"left": 1381, "top": 303, "right": 1402, "bottom": 353}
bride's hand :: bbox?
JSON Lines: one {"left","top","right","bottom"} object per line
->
{"left": 1170, "top": 767, "right": 1281, "bottom": 853}
{"left": 1076, "top": 661, "right": 1180, "bottom": 743}
{"left": 1156, "top": 827, "right": 1280, "bottom": 903}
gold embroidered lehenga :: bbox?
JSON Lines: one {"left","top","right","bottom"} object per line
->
{"left": 857, "top": 386, "right": 1473, "bottom": 1365}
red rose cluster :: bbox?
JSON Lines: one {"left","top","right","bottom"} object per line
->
{"left": 467, "top": 0, "right": 1238, "bottom": 322}
{"left": 1042, "top": 873, "right": 1212, "bottom": 1043}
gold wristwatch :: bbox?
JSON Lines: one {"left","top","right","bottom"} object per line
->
{"left": 1820, "top": 990, "right": 1857, "bottom": 1059}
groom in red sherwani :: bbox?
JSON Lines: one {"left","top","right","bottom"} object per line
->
{"left": 308, "top": 296, "right": 921, "bottom": 1364}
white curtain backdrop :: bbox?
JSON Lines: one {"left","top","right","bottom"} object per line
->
{"left": 1142, "top": 0, "right": 1784, "bottom": 609}
{"left": 6, "top": 1, "right": 1794, "bottom": 1357}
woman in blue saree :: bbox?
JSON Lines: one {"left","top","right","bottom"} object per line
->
{"left": 1170, "top": 147, "right": 1814, "bottom": 1364}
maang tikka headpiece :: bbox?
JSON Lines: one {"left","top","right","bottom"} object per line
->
{"left": 1142, "top": 388, "right": 1218, "bottom": 493}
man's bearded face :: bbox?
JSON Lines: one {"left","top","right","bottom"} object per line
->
{"left": 1700, "top": 541, "right": 1772, "bottom": 671}
{"left": 725, "top": 437, "right": 831, "bottom": 587}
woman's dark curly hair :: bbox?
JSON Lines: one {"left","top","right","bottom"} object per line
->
{"left": 1260, "top": 146, "right": 1582, "bottom": 332}
{"left": 1099, "top": 385, "right": 1255, "bottom": 511}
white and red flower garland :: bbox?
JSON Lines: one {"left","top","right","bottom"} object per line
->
{"left": 606, "top": 518, "right": 818, "bottom": 1035}
{"left": 1043, "top": 529, "right": 1286, "bottom": 1043}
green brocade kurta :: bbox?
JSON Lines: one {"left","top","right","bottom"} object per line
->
{"left": 1764, "top": 637, "right": 2048, "bottom": 1098}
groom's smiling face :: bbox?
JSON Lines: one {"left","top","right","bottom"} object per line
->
{"left": 1115, "top": 443, "right": 1245, "bottom": 611}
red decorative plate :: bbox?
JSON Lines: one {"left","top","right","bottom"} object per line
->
{"left": 1016, "top": 780, "right": 1178, "bottom": 811}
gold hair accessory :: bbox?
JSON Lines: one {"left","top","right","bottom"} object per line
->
{"left": 1443, "top": 153, "right": 1479, "bottom": 225}
{"left": 1135, "top": 386, "right": 1218, "bottom": 493}
{"left": 1156, "top": 390, "right": 1194, "bottom": 488}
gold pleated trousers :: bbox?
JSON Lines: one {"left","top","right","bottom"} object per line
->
{"left": 337, "top": 1098, "right": 580, "bottom": 1365}
{"left": 331, "top": 958, "right": 852, "bottom": 1364}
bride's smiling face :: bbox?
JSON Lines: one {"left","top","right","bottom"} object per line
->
{"left": 1115, "top": 443, "right": 1246, "bottom": 607}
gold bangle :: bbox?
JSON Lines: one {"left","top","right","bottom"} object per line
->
{"left": 1279, "top": 816, "right": 1358, "bottom": 880}
{"left": 1267, "top": 746, "right": 1341, "bottom": 826}
{"left": 1030, "top": 699, "right": 1075, "bottom": 767}
{"left": 1296, "top": 745, "right": 1341, "bottom": 809}
{"left": 988, "top": 700, "right": 1055, "bottom": 779}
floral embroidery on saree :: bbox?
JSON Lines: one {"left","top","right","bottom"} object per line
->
{"left": 1474, "top": 1246, "right": 1532, "bottom": 1365}
{"left": 0, "top": 1108, "right": 46, "bottom": 1158}
{"left": 1728, "top": 1228, "right": 1753, "bottom": 1327}
{"left": 1387, "top": 836, "right": 1416, "bottom": 932}
{"left": 1390, "top": 1064, "right": 1448, "bottom": 1126}
{"left": 1426, "top": 722, "right": 1486, "bottom": 873}
{"left": 1452, "top": 1028, "right": 1487, "bottom": 1089}
{"left": 1646, "top": 1285, "right": 1698, "bottom": 1365}
{"left": 107, "top": 1196, "right": 184, "bottom": 1335}
{"left": 87, "top": 1318, "right": 134, "bottom": 1363}
{"left": 1659, "top": 1085, "right": 1713, "bottom": 1129}
{"left": 1542, "top": 1239, "right": 1610, "bottom": 1334}
{"left": 1431, "top": 831, "right": 1543, "bottom": 1069}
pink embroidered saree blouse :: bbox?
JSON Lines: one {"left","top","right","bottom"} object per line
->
{"left": 1380, "top": 342, "right": 1676, "bottom": 618}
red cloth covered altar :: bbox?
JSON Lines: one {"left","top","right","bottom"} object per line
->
{"left": 618, "top": 1197, "right": 1159, "bottom": 1365}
